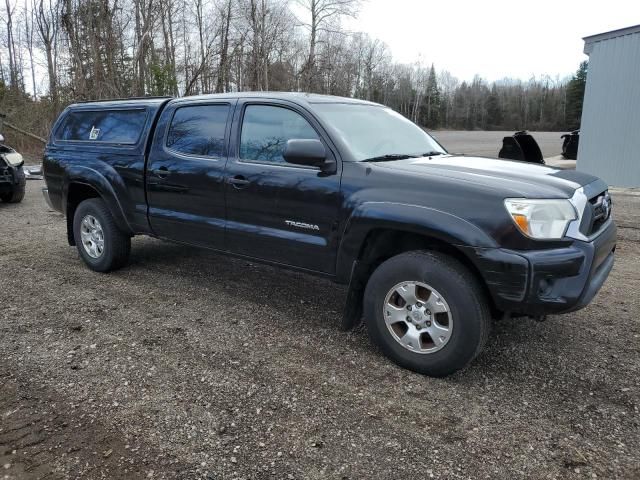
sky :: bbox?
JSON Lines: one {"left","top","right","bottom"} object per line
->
{"left": 345, "top": 0, "right": 640, "bottom": 82}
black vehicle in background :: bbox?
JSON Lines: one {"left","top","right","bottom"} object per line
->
{"left": 498, "top": 130, "right": 545, "bottom": 164}
{"left": 562, "top": 130, "right": 580, "bottom": 160}
{"left": 0, "top": 134, "right": 26, "bottom": 203}
{"left": 42, "top": 93, "right": 616, "bottom": 376}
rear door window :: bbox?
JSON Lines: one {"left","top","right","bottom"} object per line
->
{"left": 57, "top": 109, "right": 147, "bottom": 144}
{"left": 166, "top": 104, "right": 230, "bottom": 157}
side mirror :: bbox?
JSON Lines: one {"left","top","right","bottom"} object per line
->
{"left": 283, "top": 139, "right": 335, "bottom": 172}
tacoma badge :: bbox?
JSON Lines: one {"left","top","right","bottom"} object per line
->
{"left": 285, "top": 220, "right": 320, "bottom": 231}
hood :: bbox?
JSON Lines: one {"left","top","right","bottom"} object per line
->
{"left": 372, "top": 155, "right": 600, "bottom": 198}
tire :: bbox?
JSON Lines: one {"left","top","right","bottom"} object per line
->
{"left": 0, "top": 185, "right": 25, "bottom": 203}
{"left": 73, "top": 198, "right": 131, "bottom": 272}
{"left": 363, "top": 250, "right": 490, "bottom": 377}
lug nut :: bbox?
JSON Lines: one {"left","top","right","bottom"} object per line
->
{"left": 407, "top": 305, "right": 412, "bottom": 311}
{"left": 406, "top": 316, "right": 411, "bottom": 322}
{"left": 416, "top": 302, "right": 422, "bottom": 308}
{"left": 426, "top": 321, "right": 431, "bottom": 327}
{"left": 416, "top": 325, "right": 422, "bottom": 330}
{"left": 426, "top": 310, "right": 431, "bottom": 315}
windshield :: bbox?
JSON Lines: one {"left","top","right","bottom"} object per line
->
{"left": 312, "top": 103, "right": 446, "bottom": 161}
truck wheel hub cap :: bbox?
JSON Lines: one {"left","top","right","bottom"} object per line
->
{"left": 383, "top": 281, "right": 453, "bottom": 354}
{"left": 80, "top": 215, "right": 105, "bottom": 259}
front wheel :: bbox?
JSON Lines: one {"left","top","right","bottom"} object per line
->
{"left": 0, "top": 185, "right": 25, "bottom": 203}
{"left": 1, "top": 166, "right": 25, "bottom": 203}
{"left": 73, "top": 198, "right": 131, "bottom": 272}
{"left": 363, "top": 250, "right": 491, "bottom": 377}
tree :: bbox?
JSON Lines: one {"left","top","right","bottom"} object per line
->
{"left": 0, "top": 0, "right": 581, "bottom": 152}
{"left": 215, "top": 0, "right": 233, "bottom": 93}
{"left": 485, "top": 84, "right": 502, "bottom": 128}
{"left": 3, "top": 0, "right": 23, "bottom": 92}
{"left": 24, "top": 2, "right": 38, "bottom": 98}
{"left": 296, "top": 0, "right": 359, "bottom": 92}
{"left": 565, "top": 60, "right": 587, "bottom": 130}
{"left": 34, "top": 0, "right": 60, "bottom": 106}
{"left": 422, "top": 64, "right": 440, "bottom": 128}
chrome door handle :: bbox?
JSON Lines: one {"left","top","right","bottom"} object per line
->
{"left": 152, "top": 167, "right": 170, "bottom": 179}
{"left": 227, "top": 175, "right": 250, "bottom": 188}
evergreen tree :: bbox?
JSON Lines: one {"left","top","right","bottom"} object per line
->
{"left": 565, "top": 61, "right": 588, "bottom": 130}
{"left": 485, "top": 84, "right": 502, "bottom": 128}
{"left": 423, "top": 64, "right": 441, "bottom": 127}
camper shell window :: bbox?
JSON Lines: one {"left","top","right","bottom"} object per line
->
{"left": 56, "top": 109, "right": 148, "bottom": 144}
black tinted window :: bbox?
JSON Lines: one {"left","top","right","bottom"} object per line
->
{"left": 57, "top": 109, "right": 147, "bottom": 144}
{"left": 166, "top": 104, "right": 229, "bottom": 157}
{"left": 240, "top": 105, "right": 319, "bottom": 163}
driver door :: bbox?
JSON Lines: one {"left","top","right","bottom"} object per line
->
{"left": 224, "top": 99, "right": 342, "bottom": 274}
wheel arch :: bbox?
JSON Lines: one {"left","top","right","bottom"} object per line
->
{"left": 338, "top": 203, "right": 500, "bottom": 329}
{"left": 357, "top": 228, "right": 491, "bottom": 284}
{"left": 64, "top": 172, "right": 132, "bottom": 246}
{"left": 361, "top": 229, "right": 495, "bottom": 306}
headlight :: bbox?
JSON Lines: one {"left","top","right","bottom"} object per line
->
{"left": 504, "top": 199, "right": 577, "bottom": 240}
{"left": 3, "top": 152, "right": 24, "bottom": 167}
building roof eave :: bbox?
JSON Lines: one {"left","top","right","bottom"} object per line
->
{"left": 583, "top": 24, "right": 640, "bottom": 55}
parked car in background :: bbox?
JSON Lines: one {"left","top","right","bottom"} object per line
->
{"left": 0, "top": 134, "right": 26, "bottom": 203}
{"left": 562, "top": 130, "right": 580, "bottom": 160}
{"left": 42, "top": 93, "right": 616, "bottom": 376}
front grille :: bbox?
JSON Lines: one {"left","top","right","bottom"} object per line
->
{"left": 583, "top": 190, "right": 612, "bottom": 237}
{"left": 0, "top": 157, "right": 11, "bottom": 182}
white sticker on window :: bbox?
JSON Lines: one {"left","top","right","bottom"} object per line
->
{"left": 89, "top": 126, "right": 100, "bottom": 140}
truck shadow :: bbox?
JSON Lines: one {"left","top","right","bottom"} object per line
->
{"left": 127, "top": 236, "right": 348, "bottom": 330}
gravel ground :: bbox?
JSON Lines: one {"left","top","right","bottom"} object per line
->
{"left": 1, "top": 181, "right": 639, "bottom": 480}
{"left": 431, "top": 131, "right": 563, "bottom": 159}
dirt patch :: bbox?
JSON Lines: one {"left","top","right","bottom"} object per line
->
{"left": 1, "top": 181, "right": 639, "bottom": 479}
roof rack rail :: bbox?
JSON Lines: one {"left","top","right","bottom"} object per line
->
{"left": 75, "top": 96, "right": 173, "bottom": 104}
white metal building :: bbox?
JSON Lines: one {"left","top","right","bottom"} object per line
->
{"left": 578, "top": 25, "right": 640, "bottom": 188}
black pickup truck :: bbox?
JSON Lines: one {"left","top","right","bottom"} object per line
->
{"left": 42, "top": 93, "right": 616, "bottom": 376}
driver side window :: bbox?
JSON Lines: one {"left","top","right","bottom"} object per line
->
{"left": 239, "top": 105, "right": 319, "bottom": 164}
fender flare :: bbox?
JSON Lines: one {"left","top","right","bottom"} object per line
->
{"left": 336, "top": 201, "right": 500, "bottom": 330}
{"left": 336, "top": 201, "right": 499, "bottom": 282}
{"left": 63, "top": 164, "right": 133, "bottom": 236}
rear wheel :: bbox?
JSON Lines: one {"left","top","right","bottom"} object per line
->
{"left": 73, "top": 198, "right": 131, "bottom": 272}
{"left": 363, "top": 250, "right": 490, "bottom": 377}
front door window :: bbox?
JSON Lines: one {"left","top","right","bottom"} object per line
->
{"left": 239, "top": 105, "right": 319, "bottom": 164}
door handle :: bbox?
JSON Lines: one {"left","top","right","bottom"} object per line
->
{"left": 152, "top": 167, "right": 170, "bottom": 179}
{"left": 227, "top": 175, "right": 250, "bottom": 188}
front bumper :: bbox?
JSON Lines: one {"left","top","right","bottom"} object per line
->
{"left": 465, "top": 219, "right": 617, "bottom": 316}
{"left": 0, "top": 164, "right": 25, "bottom": 192}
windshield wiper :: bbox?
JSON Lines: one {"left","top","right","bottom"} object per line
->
{"left": 419, "top": 151, "right": 445, "bottom": 157}
{"left": 362, "top": 154, "right": 417, "bottom": 162}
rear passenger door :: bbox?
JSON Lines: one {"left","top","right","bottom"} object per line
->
{"left": 146, "top": 100, "right": 235, "bottom": 248}
{"left": 224, "top": 99, "right": 342, "bottom": 274}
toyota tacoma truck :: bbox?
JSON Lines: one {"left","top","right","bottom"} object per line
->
{"left": 42, "top": 93, "right": 616, "bottom": 376}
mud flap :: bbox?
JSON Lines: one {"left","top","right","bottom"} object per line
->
{"left": 341, "top": 260, "right": 366, "bottom": 330}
